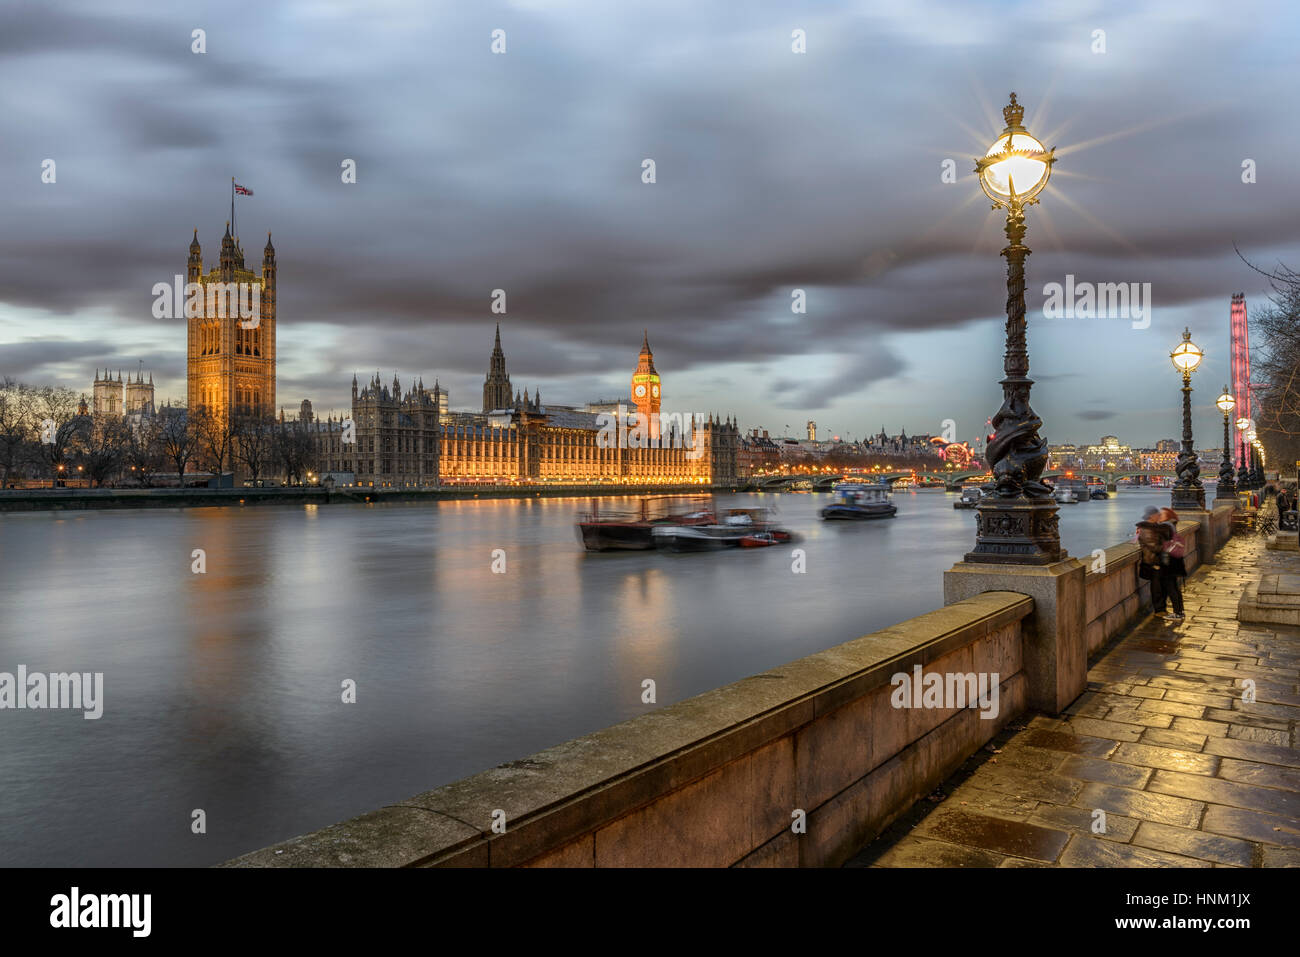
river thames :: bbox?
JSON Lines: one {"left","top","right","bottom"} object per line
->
{"left": 0, "top": 487, "right": 1175, "bottom": 866}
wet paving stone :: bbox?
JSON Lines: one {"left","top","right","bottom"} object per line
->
{"left": 858, "top": 836, "right": 1005, "bottom": 869}
{"left": 1102, "top": 707, "right": 1174, "bottom": 728}
{"left": 945, "top": 787, "right": 1040, "bottom": 821}
{"left": 1131, "top": 821, "right": 1256, "bottom": 866}
{"left": 1057, "top": 835, "right": 1203, "bottom": 867}
{"left": 1112, "top": 742, "right": 1220, "bottom": 775}
{"left": 1073, "top": 782, "right": 1204, "bottom": 828}
{"left": 1136, "top": 699, "right": 1206, "bottom": 718}
{"left": 1027, "top": 803, "right": 1139, "bottom": 842}
{"left": 1061, "top": 717, "right": 1145, "bottom": 742}
{"left": 1139, "top": 727, "right": 1209, "bottom": 751}
{"left": 915, "top": 807, "right": 1069, "bottom": 862}
{"left": 1202, "top": 804, "right": 1300, "bottom": 849}
{"left": 1260, "top": 846, "right": 1300, "bottom": 866}
{"left": 1216, "top": 758, "right": 1300, "bottom": 791}
{"left": 1162, "top": 689, "right": 1235, "bottom": 708}
{"left": 1226, "top": 725, "right": 1290, "bottom": 746}
{"left": 1058, "top": 754, "right": 1152, "bottom": 788}
{"left": 1204, "top": 736, "right": 1300, "bottom": 769}
{"left": 1148, "top": 770, "right": 1300, "bottom": 817}
{"left": 1019, "top": 729, "right": 1119, "bottom": 757}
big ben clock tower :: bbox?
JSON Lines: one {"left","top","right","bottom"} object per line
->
{"left": 631, "top": 331, "right": 661, "bottom": 440}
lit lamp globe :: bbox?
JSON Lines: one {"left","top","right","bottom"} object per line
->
{"left": 1214, "top": 388, "right": 1237, "bottom": 499}
{"left": 1170, "top": 331, "right": 1203, "bottom": 375}
{"left": 976, "top": 95, "right": 1055, "bottom": 208}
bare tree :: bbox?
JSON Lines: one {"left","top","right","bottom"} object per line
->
{"left": 123, "top": 416, "right": 164, "bottom": 487}
{"left": 79, "top": 417, "right": 130, "bottom": 488}
{"left": 158, "top": 410, "right": 199, "bottom": 486}
{"left": 233, "top": 412, "right": 276, "bottom": 485}
{"left": 1238, "top": 249, "right": 1300, "bottom": 468}
{"left": 193, "top": 405, "right": 236, "bottom": 482}
{"left": 274, "top": 418, "right": 315, "bottom": 485}
{"left": 0, "top": 379, "right": 38, "bottom": 488}
{"left": 33, "top": 387, "right": 84, "bottom": 487}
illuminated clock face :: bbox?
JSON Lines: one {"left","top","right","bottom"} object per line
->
{"left": 651, "top": 385, "right": 659, "bottom": 398}
{"left": 634, "top": 384, "right": 646, "bottom": 397}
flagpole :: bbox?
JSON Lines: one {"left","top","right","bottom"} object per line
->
{"left": 230, "top": 177, "right": 236, "bottom": 243}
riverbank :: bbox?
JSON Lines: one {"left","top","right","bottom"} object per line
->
{"left": 0, "top": 482, "right": 748, "bottom": 512}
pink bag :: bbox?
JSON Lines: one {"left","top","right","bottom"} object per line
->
{"left": 1165, "top": 532, "right": 1186, "bottom": 558}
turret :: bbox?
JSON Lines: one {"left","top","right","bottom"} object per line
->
{"left": 219, "top": 222, "right": 236, "bottom": 280}
{"left": 187, "top": 229, "right": 202, "bottom": 283}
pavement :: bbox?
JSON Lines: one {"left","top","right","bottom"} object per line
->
{"left": 846, "top": 535, "right": 1300, "bottom": 868}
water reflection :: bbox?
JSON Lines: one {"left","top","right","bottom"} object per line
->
{"left": 0, "top": 488, "right": 1171, "bottom": 865}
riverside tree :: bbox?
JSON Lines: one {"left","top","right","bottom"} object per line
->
{"left": 1244, "top": 258, "right": 1300, "bottom": 467}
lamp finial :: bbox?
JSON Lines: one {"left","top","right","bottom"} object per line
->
{"left": 1003, "top": 93, "right": 1025, "bottom": 131}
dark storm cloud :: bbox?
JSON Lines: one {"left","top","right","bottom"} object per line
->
{"left": 2, "top": 0, "right": 1298, "bottom": 431}
{"left": 1, "top": 339, "right": 120, "bottom": 379}
{"left": 1078, "top": 409, "right": 1117, "bottom": 421}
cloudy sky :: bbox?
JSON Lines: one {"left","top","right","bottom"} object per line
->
{"left": 2, "top": 0, "right": 1297, "bottom": 447}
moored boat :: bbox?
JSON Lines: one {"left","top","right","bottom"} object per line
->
{"left": 820, "top": 482, "right": 896, "bottom": 520}
{"left": 1052, "top": 485, "right": 1080, "bottom": 504}
{"left": 953, "top": 485, "right": 982, "bottom": 509}
{"left": 577, "top": 495, "right": 714, "bottom": 551}
{"left": 652, "top": 507, "right": 792, "bottom": 551}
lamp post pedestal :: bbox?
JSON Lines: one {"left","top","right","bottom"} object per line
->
{"left": 1171, "top": 372, "right": 1205, "bottom": 510}
{"left": 1215, "top": 410, "right": 1237, "bottom": 502}
{"left": 966, "top": 499, "right": 1065, "bottom": 564}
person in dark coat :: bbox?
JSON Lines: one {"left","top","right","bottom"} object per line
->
{"left": 1154, "top": 507, "right": 1187, "bottom": 620}
{"left": 1135, "top": 505, "right": 1173, "bottom": 616}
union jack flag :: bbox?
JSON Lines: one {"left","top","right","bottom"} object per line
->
{"left": 234, "top": 183, "right": 254, "bottom": 196}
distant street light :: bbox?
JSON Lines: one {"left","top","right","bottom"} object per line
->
{"left": 966, "top": 93, "right": 1060, "bottom": 564}
{"left": 1236, "top": 417, "right": 1253, "bottom": 490}
{"left": 1214, "top": 386, "right": 1237, "bottom": 501}
{"left": 1169, "top": 327, "right": 1205, "bottom": 509}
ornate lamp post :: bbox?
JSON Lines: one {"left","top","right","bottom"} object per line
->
{"left": 1252, "top": 436, "right": 1265, "bottom": 487}
{"left": 1170, "top": 328, "right": 1205, "bottom": 509}
{"left": 1236, "top": 417, "right": 1252, "bottom": 490}
{"left": 966, "top": 93, "right": 1061, "bottom": 564}
{"left": 1214, "top": 387, "right": 1237, "bottom": 500}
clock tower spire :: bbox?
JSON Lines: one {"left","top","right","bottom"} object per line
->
{"left": 631, "top": 330, "right": 661, "bottom": 440}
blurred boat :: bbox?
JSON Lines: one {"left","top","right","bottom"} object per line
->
{"left": 652, "top": 507, "right": 792, "bottom": 551}
{"left": 820, "top": 482, "right": 896, "bottom": 520}
{"left": 577, "top": 495, "right": 713, "bottom": 551}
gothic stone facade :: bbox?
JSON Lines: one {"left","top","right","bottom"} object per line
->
{"left": 186, "top": 224, "right": 276, "bottom": 426}
{"left": 306, "top": 330, "right": 739, "bottom": 487}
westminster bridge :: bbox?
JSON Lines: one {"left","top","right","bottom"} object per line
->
{"left": 752, "top": 469, "right": 1179, "bottom": 492}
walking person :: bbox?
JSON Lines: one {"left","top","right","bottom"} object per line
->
{"left": 1135, "top": 505, "right": 1172, "bottom": 617}
{"left": 1155, "top": 507, "right": 1187, "bottom": 621}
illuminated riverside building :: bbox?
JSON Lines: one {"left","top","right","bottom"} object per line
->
{"left": 305, "top": 329, "right": 740, "bottom": 487}
{"left": 186, "top": 225, "right": 277, "bottom": 427}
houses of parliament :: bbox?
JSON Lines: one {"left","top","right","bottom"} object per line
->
{"left": 172, "top": 220, "right": 736, "bottom": 486}
{"left": 303, "top": 323, "right": 740, "bottom": 487}
{"left": 81, "top": 222, "right": 737, "bottom": 487}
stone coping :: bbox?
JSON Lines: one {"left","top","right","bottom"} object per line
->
{"left": 224, "top": 590, "right": 1033, "bottom": 868}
